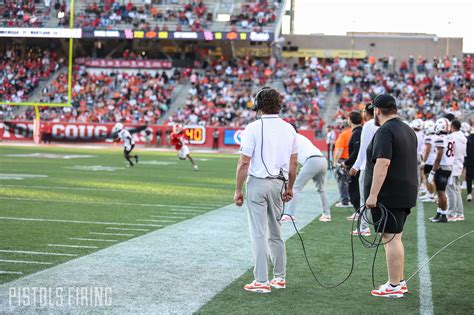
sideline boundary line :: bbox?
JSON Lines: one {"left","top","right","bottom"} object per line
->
{"left": 416, "top": 202, "right": 434, "bottom": 315}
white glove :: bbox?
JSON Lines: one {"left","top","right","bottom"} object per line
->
{"left": 427, "top": 171, "right": 435, "bottom": 184}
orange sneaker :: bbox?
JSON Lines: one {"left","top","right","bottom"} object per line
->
{"left": 244, "top": 280, "right": 271, "bottom": 293}
{"left": 270, "top": 277, "right": 286, "bottom": 289}
{"left": 371, "top": 282, "right": 404, "bottom": 298}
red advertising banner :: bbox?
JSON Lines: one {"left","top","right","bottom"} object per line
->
{"left": 0, "top": 121, "right": 327, "bottom": 151}
{"left": 75, "top": 58, "right": 173, "bottom": 69}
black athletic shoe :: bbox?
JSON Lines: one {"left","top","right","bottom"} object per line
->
{"left": 431, "top": 215, "right": 448, "bottom": 223}
{"left": 429, "top": 213, "right": 441, "bottom": 221}
{"left": 127, "top": 163, "right": 134, "bottom": 167}
{"left": 135, "top": 156, "right": 139, "bottom": 164}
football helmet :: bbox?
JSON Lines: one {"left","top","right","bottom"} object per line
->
{"left": 113, "top": 123, "right": 124, "bottom": 133}
{"left": 173, "top": 124, "right": 183, "bottom": 133}
{"left": 435, "top": 118, "right": 450, "bottom": 134}
{"left": 410, "top": 119, "right": 424, "bottom": 131}
{"left": 424, "top": 120, "right": 435, "bottom": 135}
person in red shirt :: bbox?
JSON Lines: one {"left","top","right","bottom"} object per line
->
{"left": 170, "top": 124, "right": 198, "bottom": 171}
{"left": 42, "top": 121, "right": 53, "bottom": 144}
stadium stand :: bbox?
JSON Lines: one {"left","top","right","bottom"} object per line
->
{"left": 18, "top": 67, "right": 176, "bottom": 123}
{"left": 1, "top": 53, "right": 472, "bottom": 130}
{"left": 331, "top": 55, "right": 472, "bottom": 124}
{"left": 0, "top": 47, "right": 63, "bottom": 102}
{"left": 73, "top": 0, "right": 282, "bottom": 32}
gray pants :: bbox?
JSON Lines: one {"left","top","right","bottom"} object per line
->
{"left": 286, "top": 156, "right": 330, "bottom": 216}
{"left": 358, "top": 169, "right": 370, "bottom": 230}
{"left": 246, "top": 176, "right": 286, "bottom": 283}
{"left": 447, "top": 175, "right": 464, "bottom": 217}
{"left": 335, "top": 160, "right": 350, "bottom": 204}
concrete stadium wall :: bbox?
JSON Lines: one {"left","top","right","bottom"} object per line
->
{"left": 283, "top": 34, "right": 463, "bottom": 61}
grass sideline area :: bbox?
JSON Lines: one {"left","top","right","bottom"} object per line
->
{"left": 199, "top": 195, "right": 474, "bottom": 314}
{"left": 0, "top": 145, "right": 237, "bottom": 284}
{"left": 0, "top": 145, "right": 473, "bottom": 314}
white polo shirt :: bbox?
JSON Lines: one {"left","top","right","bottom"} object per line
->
{"left": 296, "top": 134, "right": 323, "bottom": 165}
{"left": 415, "top": 130, "right": 425, "bottom": 157}
{"left": 240, "top": 115, "right": 297, "bottom": 180}
{"left": 353, "top": 119, "right": 379, "bottom": 171}
{"left": 451, "top": 130, "right": 467, "bottom": 176}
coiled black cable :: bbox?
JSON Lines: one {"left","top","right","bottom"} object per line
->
{"left": 282, "top": 202, "right": 398, "bottom": 289}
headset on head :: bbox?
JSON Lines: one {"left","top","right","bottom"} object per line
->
{"left": 253, "top": 86, "right": 271, "bottom": 112}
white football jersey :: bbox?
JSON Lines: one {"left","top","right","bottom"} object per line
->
{"left": 434, "top": 134, "right": 455, "bottom": 166}
{"left": 118, "top": 129, "right": 135, "bottom": 147}
{"left": 424, "top": 135, "right": 437, "bottom": 165}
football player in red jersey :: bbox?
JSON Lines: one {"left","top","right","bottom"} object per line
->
{"left": 170, "top": 124, "right": 199, "bottom": 171}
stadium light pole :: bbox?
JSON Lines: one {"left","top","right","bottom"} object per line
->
{"left": 445, "top": 21, "right": 451, "bottom": 57}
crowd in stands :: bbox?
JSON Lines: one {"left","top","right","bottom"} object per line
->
{"left": 0, "top": 47, "right": 63, "bottom": 102}
{"left": 76, "top": 0, "right": 211, "bottom": 32}
{"left": 330, "top": 55, "right": 473, "bottom": 127}
{"left": 1, "top": 52, "right": 472, "bottom": 134}
{"left": 1, "top": 0, "right": 43, "bottom": 26}
{"left": 167, "top": 57, "right": 275, "bottom": 128}
{"left": 22, "top": 67, "right": 176, "bottom": 124}
{"left": 73, "top": 0, "right": 281, "bottom": 32}
{"left": 1, "top": 0, "right": 69, "bottom": 27}
{"left": 230, "top": 0, "right": 279, "bottom": 32}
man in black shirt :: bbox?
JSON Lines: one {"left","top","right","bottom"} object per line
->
{"left": 342, "top": 111, "right": 363, "bottom": 211}
{"left": 364, "top": 94, "right": 418, "bottom": 298}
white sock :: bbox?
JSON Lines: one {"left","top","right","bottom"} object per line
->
{"left": 437, "top": 208, "right": 442, "bottom": 214}
{"left": 440, "top": 210, "right": 448, "bottom": 215}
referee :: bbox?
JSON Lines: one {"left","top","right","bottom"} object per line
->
{"left": 364, "top": 94, "right": 418, "bottom": 298}
{"left": 234, "top": 87, "right": 298, "bottom": 294}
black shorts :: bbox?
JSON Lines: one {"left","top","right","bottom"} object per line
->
{"left": 124, "top": 144, "right": 135, "bottom": 155}
{"left": 423, "top": 164, "right": 433, "bottom": 176}
{"left": 371, "top": 207, "right": 411, "bottom": 234}
{"left": 434, "top": 169, "right": 451, "bottom": 192}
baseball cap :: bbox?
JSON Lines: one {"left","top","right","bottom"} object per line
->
{"left": 368, "top": 94, "right": 397, "bottom": 110}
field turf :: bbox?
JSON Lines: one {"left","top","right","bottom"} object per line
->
{"left": 0, "top": 145, "right": 236, "bottom": 284}
{"left": 0, "top": 144, "right": 473, "bottom": 314}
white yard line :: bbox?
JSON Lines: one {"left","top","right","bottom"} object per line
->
{"left": 0, "top": 259, "right": 52, "bottom": 265}
{"left": 149, "top": 215, "right": 187, "bottom": 219}
{"left": 0, "top": 196, "right": 210, "bottom": 210}
{"left": 0, "top": 183, "right": 339, "bottom": 313}
{"left": 69, "top": 238, "right": 117, "bottom": 243}
{"left": 135, "top": 219, "right": 176, "bottom": 223}
{"left": 106, "top": 227, "right": 149, "bottom": 232}
{"left": 0, "top": 216, "right": 163, "bottom": 227}
{"left": 0, "top": 271, "right": 23, "bottom": 275}
{"left": 0, "top": 250, "right": 77, "bottom": 257}
{"left": 90, "top": 232, "right": 134, "bottom": 237}
{"left": 416, "top": 202, "right": 434, "bottom": 315}
{"left": 0, "top": 182, "right": 232, "bottom": 190}
{"left": 47, "top": 244, "right": 98, "bottom": 249}
{"left": 167, "top": 209, "right": 207, "bottom": 213}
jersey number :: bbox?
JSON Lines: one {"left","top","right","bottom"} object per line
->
{"left": 446, "top": 142, "right": 454, "bottom": 157}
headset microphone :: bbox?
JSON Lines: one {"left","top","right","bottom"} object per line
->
{"left": 253, "top": 86, "right": 271, "bottom": 112}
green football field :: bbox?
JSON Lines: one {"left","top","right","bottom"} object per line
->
{"left": 0, "top": 144, "right": 473, "bottom": 314}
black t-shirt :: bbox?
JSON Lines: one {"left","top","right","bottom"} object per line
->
{"left": 345, "top": 126, "right": 362, "bottom": 168}
{"left": 364, "top": 117, "right": 418, "bottom": 208}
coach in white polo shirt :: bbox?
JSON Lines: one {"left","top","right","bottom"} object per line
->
{"left": 234, "top": 87, "right": 298, "bottom": 294}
